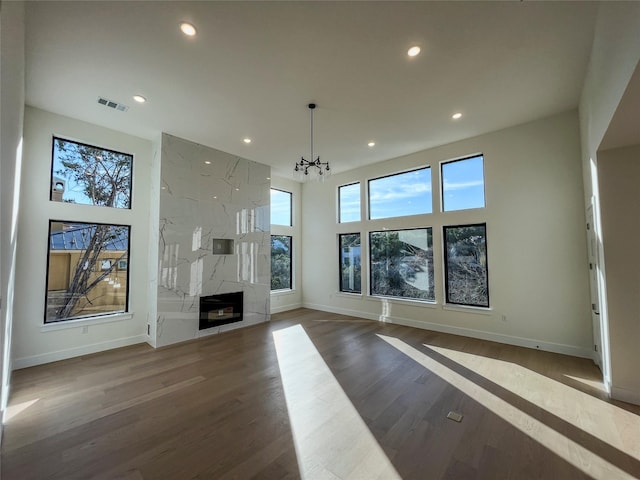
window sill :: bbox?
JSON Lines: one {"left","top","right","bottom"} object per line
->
{"left": 367, "top": 295, "right": 437, "bottom": 308}
{"left": 335, "top": 291, "right": 363, "bottom": 298}
{"left": 270, "top": 289, "right": 296, "bottom": 297}
{"left": 442, "top": 304, "right": 493, "bottom": 315}
{"left": 41, "top": 312, "right": 133, "bottom": 332}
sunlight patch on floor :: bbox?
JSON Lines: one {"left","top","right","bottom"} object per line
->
{"left": 427, "top": 344, "right": 640, "bottom": 463}
{"left": 378, "top": 334, "right": 637, "bottom": 480}
{"left": 4, "top": 398, "right": 39, "bottom": 423}
{"left": 273, "top": 324, "right": 401, "bottom": 480}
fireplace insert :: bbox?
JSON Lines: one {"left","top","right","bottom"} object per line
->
{"left": 199, "top": 291, "right": 243, "bottom": 330}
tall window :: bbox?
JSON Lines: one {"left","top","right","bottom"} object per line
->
{"left": 271, "top": 189, "right": 292, "bottom": 226}
{"left": 339, "top": 233, "right": 361, "bottom": 293}
{"left": 441, "top": 155, "right": 485, "bottom": 212}
{"left": 271, "top": 235, "right": 292, "bottom": 290}
{"left": 368, "top": 167, "right": 432, "bottom": 220}
{"left": 339, "top": 183, "right": 361, "bottom": 223}
{"left": 47, "top": 138, "right": 133, "bottom": 323}
{"left": 51, "top": 137, "right": 132, "bottom": 208}
{"left": 369, "top": 228, "right": 434, "bottom": 301}
{"left": 443, "top": 223, "right": 489, "bottom": 307}
{"left": 45, "top": 221, "right": 130, "bottom": 323}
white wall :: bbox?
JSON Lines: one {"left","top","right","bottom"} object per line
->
{"left": 301, "top": 111, "right": 592, "bottom": 357}
{"left": 12, "top": 107, "right": 155, "bottom": 368}
{"left": 597, "top": 144, "right": 640, "bottom": 405}
{"left": 580, "top": 2, "right": 640, "bottom": 168}
{"left": 0, "top": 0, "right": 26, "bottom": 421}
{"left": 578, "top": 1, "right": 640, "bottom": 403}
{"left": 270, "top": 176, "right": 303, "bottom": 313}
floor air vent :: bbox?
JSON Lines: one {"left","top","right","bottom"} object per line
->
{"left": 97, "top": 97, "right": 129, "bottom": 112}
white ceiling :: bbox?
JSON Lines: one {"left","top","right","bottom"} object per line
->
{"left": 25, "top": 1, "right": 599, "bottom": 178}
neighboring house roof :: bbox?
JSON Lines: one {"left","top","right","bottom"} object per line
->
{"left": 49, "top": 224, "right": 128, "bottom": 251}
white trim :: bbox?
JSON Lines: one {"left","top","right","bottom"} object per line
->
{"left": 610, "top": 385, "right": 640, "bottom": 406}
{"left": 442, "top": 304, "right": 493, "bottom": 315}
{"left": 365, "top": 295, "right": 438, "bottom": 309}
{"left": 271, "top": 302, "right": 302, "bottom": 314}
{"left": 270, "top": 289, "right": 296, "bottom": 297}
{"left": 40, "top": 312, "right": 133, "bottom": 332}
{"left": 303, "top": 302, "right": 592, "bottom": 359}
{"left": 12, "top": 334, "right": 146, "bottom": 370}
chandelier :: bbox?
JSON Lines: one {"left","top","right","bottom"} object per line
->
{"left": 294, "top": 103, "right": 330, "bottom": 181}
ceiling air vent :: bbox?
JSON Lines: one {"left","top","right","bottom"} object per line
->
{"left": 97, "top": 97, "right": 129, "bottom": 112}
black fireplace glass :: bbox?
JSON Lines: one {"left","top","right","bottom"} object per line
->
{"left": 199, "top": 291, "right": 243, "bottom": 330}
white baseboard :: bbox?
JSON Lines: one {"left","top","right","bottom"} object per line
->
{"left": 610, "top": 385, "right": 640, "bottom": 406}
{"left": 12, "top": 335, "right": 147, "bottom": 370}
{"left": 271, "top": 302, "right": 303, "bottom": 314}
{"left": 303, "top": 302, "right": 592, "bottom": 359}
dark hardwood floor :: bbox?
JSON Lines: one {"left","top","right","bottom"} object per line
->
{"left": 2, "top": 309, "right": 639, "bottom": 479}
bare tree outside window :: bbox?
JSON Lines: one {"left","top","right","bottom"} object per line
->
{"left": 444, "top": 224, "right": 489, "bottom": 307}
{"left": 271, "top": 235, "right": 292, "bottom": 290}
{"left": 339, "top": 233, "right": 361, "bottom": 293}
{"left": 369, "top": 228, "right": 434, "bottom": 301}
{"left": 51, "top": 137, "right": 132, "bottom": 208}
{"left": 46, "top": 138, "right": 133, "bottom": 322}
{"left": 46, "top": 221, "right": 130, "bottom": 322}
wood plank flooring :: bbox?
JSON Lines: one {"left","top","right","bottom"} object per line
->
{"left": 2, "top": 308, "right": 639, "bottom": 479}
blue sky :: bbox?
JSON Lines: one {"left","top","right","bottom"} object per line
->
{"left": 339, "top": 183, "right": 361, "bottom": 222}
{"left": 369, "top": 168, "right": 432, "bottom": 220}
{"left": 441, "top": 155, "right": 485, "bottom": 211}
{"left": 51, "top": 148, "right": 95, "bottom": 205}
{"left": 270, "top": 189, "right": 292, "bottom": 226}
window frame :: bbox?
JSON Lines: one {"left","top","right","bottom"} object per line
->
{"left": 440, "top": 153, "right": 485, "bottom": 213}
{"left": 270, "top": 234, "right": 293, "bottom": 291}
{"left": 367, "top": 166, "right": 433, "bottom": 220}
{"left": 44, "top": 220, "right": 132, "bottom": 324}
{"left": 338, "top": 233, "right": 362, "bottom": 294}
{"left": 270, "top": 188, "right": 293, "bottom": 227}
{"left": 368, "top": 226, "right": 435, "bottom": 303}
{"left": 50, "top": 136, "right": 134, "bottom": 209}
{"left": 338, "top": 182, "right": 361, "bottom": 223}
{"left": 443, "top": 222, "right": 490, "bottom": 308}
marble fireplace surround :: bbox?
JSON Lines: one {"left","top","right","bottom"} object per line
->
{"left": 156, "top": 133, "right": 271, "bottom": 347}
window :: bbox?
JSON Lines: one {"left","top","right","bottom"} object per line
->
{"left": 339, "top": 183, "right": 361, "bottom": 223}
{"left": 441, "top": 155, "right": 485, "bottom": 211}
{"left": 369, "top": 228, "right": 434, "bottom": 301}
{"left": 45, "top": 221, "right": 130, "bottom": 323}
{"left": 270, "top": 189, "right": 292, "bottom": 226}
{"left": 271, "top": 235, "right": 292, "bottom": 290}
{"left": 339, "top": 233, "right": 361, "bottom": 293}
{"left": 368, "top": 167, "right": 432, "bottom": 220}
{"left": 443, "top": 223, "right": 489, "bottom": 307}
{"left": 51, "top": 137, "right": 132, "bottom": 208}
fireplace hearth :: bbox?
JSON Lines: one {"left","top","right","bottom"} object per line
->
{"left": 199, "top": 292, "right": 243, "bottom": 330}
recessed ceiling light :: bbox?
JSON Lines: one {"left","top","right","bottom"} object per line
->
{"left": 266, "top": 177, "right": 271, "bottom": 180}
{"left": 180, "top": 22, "right": 196, "bottom": 37}
{"left": 133, "top": 95, "right": 146, "bottom": 103}
{"left": 235, "top": 188, "right": 240, "bottom": 191}
{"left": 204, "top": 161, "right": 211, "bottom": 165}
{"left": 407, "top": 46, "right": 421, "bottom": 57}
{"left": 243, "top": 138, "right": 252, "bottom": 144}
{"left": 452, "top": 112, "right": 463, "bottom": 120}
{"left": 368, "top": 142, "right": 376, "bottom": 147}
